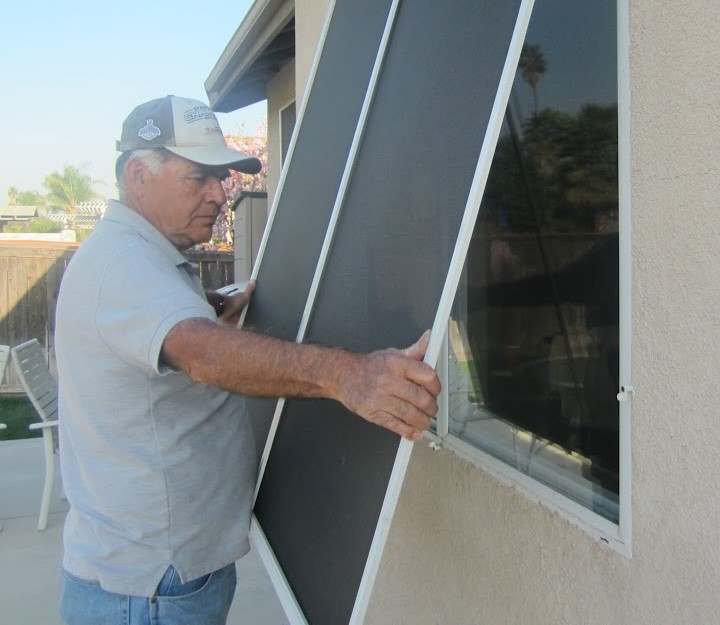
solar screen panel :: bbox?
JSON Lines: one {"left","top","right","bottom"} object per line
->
{"left": 253, "top": 1, "right": 528, "bottom": 623}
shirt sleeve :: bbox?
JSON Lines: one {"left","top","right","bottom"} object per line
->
{"left": 94, "top": 245, "right": 216, "bottom": 375}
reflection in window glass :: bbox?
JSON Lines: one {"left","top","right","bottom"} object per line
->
{"left": 450, "top": 0, "right": 619, "bottom": 521}
{"left": 280, "top": 101, "right": 297, "bottom": 165}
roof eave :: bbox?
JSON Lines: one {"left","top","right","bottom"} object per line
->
{"left": 205, "top": 0, "right": 295, "bottom": 112}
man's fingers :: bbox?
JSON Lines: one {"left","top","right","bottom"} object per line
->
{"left": 372, "top": 408, "right": 427, "bottom": 441}
{"left": 390, "top": 419, "right": 425, "bottom": 442}
{"left": 392, "top": 376, "right": 439, "bottom": 419}
{"left": 397, "top": 331, "right": 441, "bottom": 396}
{"left": 386, "top": 393, "right": 433, "bottom": 429}
{"left": 403, "top": 360, "right": 441, "bottom": 397}
{"left": 235, "top": 280, "right": 256, "bottom": 305}
{"left": 223, "top": 281, "right": 256, "bottom": 318}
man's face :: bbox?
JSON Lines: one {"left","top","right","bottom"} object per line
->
{"left": 138, "top": 155, "right": 230, "bottom": 250}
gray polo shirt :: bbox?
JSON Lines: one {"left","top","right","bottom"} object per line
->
{"left": 56, "top": 200, "right": 256, "bottom": 597}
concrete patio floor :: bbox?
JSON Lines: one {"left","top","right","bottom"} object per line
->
{"left": 0, "top": 437, "right": 288, "bottom": 625}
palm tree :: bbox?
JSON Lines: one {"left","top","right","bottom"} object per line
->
{"left": 518, "top": 43, "right": 547, "bottom": 114}
{"left": 43, "top": 165, "right": 100, "bottom": 228}
{"left": 7, "top": 187, "right": 18, "bottom": 205}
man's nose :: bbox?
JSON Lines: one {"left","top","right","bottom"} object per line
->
{"left": 207, "top": 177, "right": 226, "bottom": 205}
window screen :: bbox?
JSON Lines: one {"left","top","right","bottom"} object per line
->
{"left": 254, "top": 1, "right": 524, "bottom": 623}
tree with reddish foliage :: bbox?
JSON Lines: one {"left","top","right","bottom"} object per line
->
{"left": 207, "top": 121, "right": 268, "bottom": 250}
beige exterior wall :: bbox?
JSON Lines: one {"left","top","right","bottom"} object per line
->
{"left": 294, "top": 0, "right": 331, "bottom": 104}
{"left": 279, "top": 0, "right": 720, "bottom": 623}
{"left": 264, "top": 0, "right": 328, "bottom": 208}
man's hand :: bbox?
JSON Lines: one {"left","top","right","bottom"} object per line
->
{"left": 336, "top": 331, "right": 440, "bottom": 441}
{"left": 217, "top": 280, "right": 255, "bottom": 325}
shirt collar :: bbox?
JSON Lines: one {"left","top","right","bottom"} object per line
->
{"left": 104, "top": 199, "right": 196, "bottom": 268}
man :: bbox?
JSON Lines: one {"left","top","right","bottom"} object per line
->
{"left": 55, "top": 95, "right": 440, "bottom": 625}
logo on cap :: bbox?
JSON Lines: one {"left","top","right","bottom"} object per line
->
{"left": 184, "top": 106, "right": 215, "bottom": 123}
{"left": 138, "top": 119, "right": 161, "bottom": 142}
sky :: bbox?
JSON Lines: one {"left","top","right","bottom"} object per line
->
{"left": 0, "top": 0, "right": 266, "bottom": 202}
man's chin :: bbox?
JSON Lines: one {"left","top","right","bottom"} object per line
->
{"left": 191, "top": 227, "right": 215, "bottom": 247}
{"left": 172, "top": 234, "right": 212, "bottom": 251}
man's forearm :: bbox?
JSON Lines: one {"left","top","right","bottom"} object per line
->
{"left": 162, "top": 317, "right": 440, "bottom": 440}
{"left": 163, "top": 318, "right": 353, "bottom": 401}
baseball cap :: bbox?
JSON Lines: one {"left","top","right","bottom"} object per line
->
{"left": 116, "top": 95, "right": 262, "bottom": 174}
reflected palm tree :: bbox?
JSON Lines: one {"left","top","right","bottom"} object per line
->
{"left": 519, "top": 43, "right": 547, "bottom": 114}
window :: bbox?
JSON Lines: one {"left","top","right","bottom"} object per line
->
{"left": 279, "top": 100, "right": 297, "bottom": 165}
{"left": 445, "top": 0, "right": 626, "bottom": 529}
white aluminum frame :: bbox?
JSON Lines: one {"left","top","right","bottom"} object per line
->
{"left": 250, "top": 517, "right": 308, "bottom": 624}
{"left": 616, "top": 0, "right": 633, "bottom": 556}
{"left": 434, "top": 0, "right": 633, "bottom": 558}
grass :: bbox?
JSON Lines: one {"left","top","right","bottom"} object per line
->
{"left": 0, "top": 395, "right": 41, "bottom": 441}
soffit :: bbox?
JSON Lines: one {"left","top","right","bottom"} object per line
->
{"left": 205, "top": 0, "right": 295, "bottom": 112}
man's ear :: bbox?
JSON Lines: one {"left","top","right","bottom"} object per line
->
{"left": 124, "top": 157, "right": 148, "bottom": 198}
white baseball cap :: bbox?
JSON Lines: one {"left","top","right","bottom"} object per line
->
{"left": 116, "top": 95, "right": 262, "bottom": 174}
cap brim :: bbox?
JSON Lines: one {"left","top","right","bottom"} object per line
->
{"left": 165, "top": 145, "right": 262, "bottom": 174}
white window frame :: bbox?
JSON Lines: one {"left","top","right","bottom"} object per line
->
{"left": 431, "top": 0, "right": 633, "bottom": 558}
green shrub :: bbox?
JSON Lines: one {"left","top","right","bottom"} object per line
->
{"left": 27, "top": 217, "right": 63, "bottom": 233}
{"left": 3, "top": 222, "right": 26, "bottom": 233}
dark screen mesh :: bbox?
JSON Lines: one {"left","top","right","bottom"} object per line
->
{"left": 254, "top": 1, "right": 523, "bottom": 624}
{"left": 243, "top": 0, "right": 396, "bottom": 340}
{"left": 242, "top": 0, "right": 395, "bottom": 459}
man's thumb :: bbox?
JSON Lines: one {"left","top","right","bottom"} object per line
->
{"left": 402, "top": 329, "right": 431, "bottom": 361}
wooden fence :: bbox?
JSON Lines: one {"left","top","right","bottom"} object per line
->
{"left": 183, "top": 248, "right": 235, "bottom": 289}
{"left": 0, "top": 242, "right": 234, "bottom": 392}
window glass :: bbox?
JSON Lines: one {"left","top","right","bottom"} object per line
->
{"left": 449, "top": 0, "right": 619, "bottom": 521}
{"left": 280, "top": 101, "right": 297, "bottom": 165}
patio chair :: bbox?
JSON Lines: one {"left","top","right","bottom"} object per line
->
{"left": 11, "top": 339, "right": 60, "bottom": 531}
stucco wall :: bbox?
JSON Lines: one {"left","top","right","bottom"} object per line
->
{"left": 362, "top": 0, "right": 720, "bottom": 623}
{"left": 265, "top": 0, "right": 328, "bottom": 206}
{"left": 294, "top": 0, "right": 330, "bottom": 105}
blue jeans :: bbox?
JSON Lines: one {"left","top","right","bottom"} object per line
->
{"left": 60, "top": 563, "right": 237, "bottom": 625}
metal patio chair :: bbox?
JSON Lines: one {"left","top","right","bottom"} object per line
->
{"left": 11, "top": 339, "right": 60, "bottom": 531}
